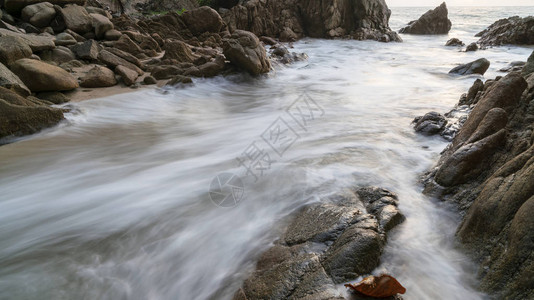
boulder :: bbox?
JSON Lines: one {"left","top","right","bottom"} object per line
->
{"left": 0, "top": 36, "right": 32, "bottom": 66}
{"left": 98, "top": 50, "right": 143, "bottom": 75}
{"left": 465, "top": 42, "right": 478, "bottom": 52}
{"left": 115, "top": 65, "right": 138, "bottom": 86}
{"left": 162, "top": 40, "right": 196, "bottom": 63}
{"left": 0, "top": 98, "right": 64, "bottom": 139}
{"left": 59, "top": 4, "right": 92, "bottom": 34}
{"left": 143, "top": 75, "right": 157, "bottom": 85}
{"left": 413, "top": 111, "right": 448, "bottom": 136}
{"left": 70, "top": 39, "right": 99, "bottom": 61}
{"left": 113, "top": 34, "right": 145, "bottom": 58}
{"left": 449, "top": 58, "right": 490, "bottom": 76}
{"left": 85, "top": 6, "right": 111, "bottom": 19}
{"left": 0, "top": 62, "right": 31, "bottom": 96}
{"left": 181, "top": 6, "right": 224, "bottom": 35}
{"left": 39, "top": 46, "right": 76, "bottom": 65}
{"left": 445, "top": 38, "right": 464, "bottom": 46}
{"left": 55, "top": 32, "right": 77, "bottom": 46}
{"left": 166, "top": 74, "right": 193, "bottom": 86}
{"left": 36, "top": 91, "right": 70, "bottom": 104}
{"left": 0, "top": 28, "right": 55, "bottom": 51}
{"left": 21, "top": 2, "right": 56, "bottom": 28}
{"left": 476, "top": 16, "right": 534, "bottom": 46}
{"left": 104, "top": 29, "right": 121, "bottom": 41}
{"left": 222, "top": 30, "right": 270, "bottom": 75}
{"left": 4, "top": 0, "right": 86, "bottom": 14}
{"left": 80, "top": 65, "right": 116, "bottom": 88}
{"left": 10, "top": 58, "right": 79, "bottom": 92}
{"left": 64, "top": 29, "right": 85, "bottom": 42}
{"left": 399, "top": 2, "right": 451, "bottom": 34}
{"left": 522, "top": 50, "right": 534, "bottom": 77}
{"left": 90, "top": 13, "right": 113, "bottom": 40}
{"left": 103, "top": 47, "right": 143, "bottom": 68}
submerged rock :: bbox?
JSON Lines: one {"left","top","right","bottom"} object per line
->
{"left": 449, "top": 58, "right": 490, "bottom": 76}
{"left": 445, "top": 38, "right": 464, "bottom": 46}
{"left": 413, "top": 112, "right": 448, "bottom": 136}
{"left": 399, "top": 2, "right": 451, "bottom": 35}
{"left": 476, "top": 16, "right": 534, "bottom": 46}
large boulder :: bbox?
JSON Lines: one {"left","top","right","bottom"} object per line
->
{"left": 90, "top": 13, "right": 113, "bottom": 40}
{"left": 0, "top": 28, "right": 55, "bottom": 51}
{"left": 181, "top": 6, "right": 224, "bottom": 35}
{"left": 449, "top": 58, "right": 490, "bottom": 76}
{"left": 115, "top": 65, "right": 138, "bottom": 86}
{"left": 10, "top": 58, "right": 79, "bottom": 92}
{"left": 222, "top": 30, "right": 270, "bottom": 75}
{"left": 39, "top": 46, "right": 76, "bottom": 65}
{"left": 3, "top": 0, "right": 86, "bottom": 14}
{"left": 21, "top": 2, "right": 56, "bottom": 28}
{"left": 0, "top": 36, "right": 32, "bottom": 66}
{"left": 162, "top": 39, "right": 196, "bottom": 63}
{"left": 80, "top": 65, "right": 117, "bottom": 88}
{"left": 476, "top": 16, "right": 534, "bottom": 46}
{"left": 399, "top": 2, "right": 451, "bottom": 34}
{"left": 58, "top": 4, "right": 92, "bottom": 34}
{"left": 0, "top": 62, "right": 30, "bottom": 96}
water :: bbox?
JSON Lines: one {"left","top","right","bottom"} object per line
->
{"left": 1, "top": 6, "right": 534, "bottom": 300}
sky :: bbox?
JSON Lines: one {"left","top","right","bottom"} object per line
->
{"left": 387, "top": 0, "right": 534, "bottom": 6}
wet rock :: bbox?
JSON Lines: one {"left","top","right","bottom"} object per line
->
{"left": 0, "top": 98, "right": 64, "bottom": 139}
{"left": 10, "top": 58, "right": 79, "bottom": 92}
{"left": 21, "top": 2, "right": 56, "bottom": 28}
{"left": 151, "top": 65, "right": 183, "bottom": 80}
{"left": 399, "top": 2, "right": 451, "bottom": 35}
{"left": 445, "top": 38, "right": 464, "bottom": 46}
{"left": 166, "top": 74, "right": 192, "bottom": 86}
{"left": 59, "top": 4, "right": 92, "bottom": 34}
{"left": 181, "top": 6, "right": 224, "bottom": 35}
{"left": 55, "top": 32, "right": 77, "bottom": 46}
{"left": 70, "top": 39, "right": 99, "bottom": 61}
{"left": 0, "top": 62, "right": 31, "bottom": 96}
{"left": 465, "top": 42, "right": 478, "bottom": 52}
{"left": 476, "top": 16, "right": 534, "bottom": 46}
{"left": 0, "top": 36, "right": 32, "bottom": 66}
{"left": 222, "top": 30, "right": 270, "bottom": 75}
{"left": 413, "top": 111, "right": 448, "bottom": 136}
{"left": 143, "top": 76, "right": 157, "bottom": 85}
{"left": 80, "top": 65, "right": 117, "bottom": 88}
{"left": 90, "top": 13, "right": 113, "bottom": 40}
{"left": 449, "top": 58, "right": 490, "bottom": 76}
{"left": 499, "top": 61, "right": 525, "bottom": 73}
{"left": 115, "top": 65, "right": 138, "bottom": 86}
{"left": 0, "top": 28, "right": 55, "bottom": 51}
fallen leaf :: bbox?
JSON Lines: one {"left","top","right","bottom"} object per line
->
{"left": 344, "top": 274, "right": 406, "bottom": 298}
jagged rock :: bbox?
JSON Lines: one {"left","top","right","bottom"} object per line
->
{"left": 166, "top": 74, "right": 193, "bottom": 86}
{"left": 98, "top": 49, "right": 143, "bottom": 75}
{"left": 115, "top": 65, "right": 138, "bottom": 86}
{"left": 500, "top": 61, "right": 525, "bottom": 73}
{"left": 522, "top": 50, "right": 534, "bottom": 77}
{"left": 465, "top": 42, "right": 478, "bottom": 52}
{"left": 10, "top": 58, "right": 79, "bottom": 92}
{"left": 399, "top": 2, "right": 451, "bottom": 34}
{"left": 90, "top": 13, "right": 113, "bottom": 39}
{"left": 113, "top": 34, "right": 146, "bottom": 58}
{"left": 0, "top": 36, "right": 32, "bottom": 66}
{"left": 162, "top": 39, "right": 196, "bottom": 63}
{"left": 223, "top": 30, "right": 270, "bottom": 75}
{"left": 21, "top": 2, "right": 56, "bottom": 28}
{"left": 80, "top": 65, "right": 116, "bottom": 88}
{"left": 0, "top": 62, "right": 31, "bottom": 96}
{"left": 3, "top": 0, "right": 86, "bottom": 14}
{"left": 59, "top": 4, "right": 92, "bottom": 34}
{"left": 39, "top": 46, "right": 75, "bottom": 65}
{"left": 461, "top": 78, "right": 485, "bottom": 106}
{"left": 181, "top": 6, "right": 224, "bottom": 35}
{"left": 36, "top": 91, "right": 70, "bottom": 104}
{"left": 70, "top": 39, "right": 99, "bottom": 61}
{"left": 476, "top": 16, "right": 534, "bottom": 46}
{"left": 413, "top": 111, "right": 448, "bottom": 136}
{"left": 445, "top": 38, "right": 464, "bottom": 46}
{"left": 0, "top": 28, "right": 55, "bottom": 51}
{"left": 55, "top": 32, "right": 77, "bottom": 46}
{"left": 449, "top": 58, "right": 490, "bottom": 76}
{"left": 103, "top": 47, "right": 143, "bottom": 68}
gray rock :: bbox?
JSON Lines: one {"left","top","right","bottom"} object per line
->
{"left": 0, "top": 28, "right": 55, "bottom": 51}
{"left": 80, "top": 65, "right": 117, "bottom": 88}
{"left": 85, "top": 6, "right": 112, "bottom": 19}
{"left": 223, "top": 30, "right": 270, "bottom": 75}
{"left": 70, "top": 40, "right": 99, "bottom": 61}
{"left": 449, "top": 58, "right": 490, "bottom": 76}
{"left": 399, "top": 2, "right": 451, "bottom": 34}
{"left": 522, "top": 50, "right": 534, "bottom": 77}
{"left": 98, "top": 50, "right": 143, "bottom": 75}
{"left": 143, "top": 75, "right": 157, "bottom": 85}
{"left": 413, "top": 111, "right": 448, "bottom": 136}
{"left": 59, "top": 4, "right": 92, "bottom": 34}
{"left": 166, "top": 75, "right": 193, "bottom": 86}
{"left": 465, "top": 42, "right": 479, "bottom": 52}
{"left": 10, "top": 58, "right": 79, "bottom": 92}
{"left": 21, "top": 2, "right": 56, "bottom": 28}
{"left": 445, "top": 38, "right": 464, "bottom": 46}
{"left": 4, "top": 0, "right": 86, "bottom": 14}
{"left": 0, "top": 62, "right": 31, "bottom": 96}
{"left": 90, "top": 13, "right": 113, "bottom": 40}
{"left": 104, "top": 29, "right": 121, "bottom": 41}
{"left": 55, "top": 32, "right": 77, "bottom": 46}
{"left": 115, "top": 65, "right": 138, "bottom": 86}
{"left": 38, "top": 46, "right": 75, "bottom": 65}
{"left": 476, "top": 16, "right": 534, "bottom": 46}
{"left": 0, "top": 35, "right": 32, "bottom": 66}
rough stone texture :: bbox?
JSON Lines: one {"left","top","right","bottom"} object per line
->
{"left": 39, "top": 46, "right": 76, "bottom": 65}
{"left": 4, "top": 0, "right": 86, "bottom": 14}
{"left": 445, "top": 38, "right": 464, "bottom": 46}
{"left": 91, "top": 13, "right": 113, "bottom": 39}
{"left": 10, "top": 58, "right": 79, "bottom": 92}
{"left": 449, "top": 58, "right": 490, "bottom": 76}
{"left": 399, "top": 2, "right": 451, "bottom": 34}
{"left": 413, "top": 111, "right": 448, "bottom": 136}
{"left": 0, "top": 28, "right": 55, "bottom": 51}
{"left": 465, "top": 42, "right": 478, "bottom": 52}
{"left": 59, "top": 4, "right": 93, "bottom": 34}
{"left": 98, "top": 49, "right": 143, "bottom": 75}
{"left": 222, "top": 0, "right": 401, "bottom": 42}
{"left": 423, "top": 69, "right": 534, "bottom": 299}
{"left": 70, "top": 39, "right": 99, "bottom": 61}
{"left": 115, "top": 65, "right": 138, "bottom": 86}
{"left": 104, "top": 29, "right": 121, "bottom": 41}
{"left": 522, "top": 50, "right": 534, "bottom": 77}
{"left": 223, "top": 30, "right": 270, "bottom": 75}
{"left": 21, "top": 2, "right": 56, "bottom": 28}
{"left": 233, "top": 187, "right": 404, "bottom": 300}
{"left": 0, "top": 62, "right": 31, "bottom": 96}
{"left": 36, "top": 91, "right": 70, "bottom": 104}
{"left": 476, "top": 16, "right": 534, "bottom": 46}
{"left": 162, "top": 39, "right": 196, "bottom": 63}
{"left": 0, "top": 36, "right": 32, "bottom": 66}
{"left": 55, "top": 32, "right": 77, "bottom": 46}
{"left": 181, "top": 6, "right": 224, "bottom": 35}
{"left": 80, "top": 65, "right": 117, "bottom": 88}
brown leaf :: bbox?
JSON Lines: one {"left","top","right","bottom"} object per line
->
{"left": 344, "top": 274, "right": 406, "bottom": 298}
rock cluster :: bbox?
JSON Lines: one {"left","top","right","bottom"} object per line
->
{"left": 422, "top": 53, "right": 534, "bottom": 299}
{"left": 399, "top": 2, "right": 451, "bottom": 35}
{"left": 233, "top": 187, "right": 404, "bottom": 300}
{"left": 476, "top": 16, "right": 534, "bottom": 46}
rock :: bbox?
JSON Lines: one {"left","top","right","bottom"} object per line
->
{"left": 64, "top": 29, "right": 85, "bottom": 42}
{"left": 181, "top": 6, "right": 224, "bottom": 35}
{"left": 80, "top": 65, "right": 116, "bottom": 88}
{"left": 151, "top": 65, "right": 183, "bottom": 80}
{"left": 4, "top": 0, "right": 86, "bottom": 14}
{"left": 166, "top": 74, "right": 193, "bottom": 86}
{"left": 223, "top": 30, "right": 270, "bottom": 75}
{"left": 39, "top": 46, "right": 75, "bottom": 65}
{"left": 143, "top": 75, "right": 157, "bottom": 85}
{"left": 461, "top": 78, "right": 485, "bottom": 105}
{"left": 449, "top": 58, "right": 490, "bottom": 76}
{"left": 476, "top": 16, "right": 534, "bottom": 46}
{"left": 17, "top": 22, "right": 41, "bottom": 34}
{"left": 413, "top": 111, "right": 448, "bottom": 136}
{"left": 400, "top": 2, "right": 451, "bottom": 34}
{"left": 500, "top": 61, "right": 525, "bottom": 73}
{"left": 113, "top": 34, "right": 145, "bottom": 58}
{"left": 55, "top": 32, "right": 77, "bottom": 46}
{"left": 59, "top": 4, "right": 92, "bottom": 34}
{"left": 85, "top": 6, "right": 112, "bottom": 19}
{"left": 115, "top": 65, "right": 138, "bottom": 86}
{"left": 10, "top": 58, "right": 79, "bottom": 92}
{"left": 98, "top": 50, "right": 143, "bottom": 75}
{"left": 465, "top": 42, "right": 478, "bottom": 52}
{"left": 103, "top": 47, "right": 143, "bottom": 69}
{"left": 36, "top": 91, "right": 70, "bottom": 104}
{"left": 0, "top": 62, "right": 31, "bottom": 96}
{"left": 522, "top": 51, "right": 534, "bottom": 77}
{"left": 104, "top": 29, "right": 121, "bottom": 41}
{"left": 90, "top": 13, "right": 113, "bottom": 40}
{"left": 21, "top": 2, "right": 56, "bottom": 28}
{"left": 70, "top": 40, "right": 99, "bottom": 61}
{"left": 445, "top": 38, "right": 464, "bottom": 46}
{"left": 162, "top": 39, "right": 196, "bottom": 63}
{"left": 0, "top": 28, "right": 55, "bottom": 51}
{"left": 136, "top": 0, "right": 198, "bottom": 13}
{"left": 0, "top": 36, "right": 32, "bottom": 66}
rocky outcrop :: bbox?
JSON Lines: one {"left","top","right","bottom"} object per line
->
{"left": 0, "top": 62, "right": 31, "bottom": 96}
{"left": 399, "top": 2, "right": 451, "bottom": 35}
{"left": 223, "top": 30, "right": 270, "bottom": 75}
{"left": 423, "top": 54, "right": 534, "bottom": 298}
{"left": 221, "top": 0, "right": 401, "bottom": 42}
{"left": 476, "top": 16, "right": 534, "bottom": 46}
{"left": 0, "top": 36, "right": 32, "bottom": 66}
{"left": 233, "top": 187, "right": 404, "bottom": 300}
{"left": 449, "top": 58, "right": 490, "bottom": 76}
{"left": 10, "top": 58, "right": 79, "bottom": 92}
{"left": 3, "top": 0, "right": 86, "bottom": 14}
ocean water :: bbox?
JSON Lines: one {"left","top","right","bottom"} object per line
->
{"left": 0, "top": 6, "right": 533, "bottom": 300}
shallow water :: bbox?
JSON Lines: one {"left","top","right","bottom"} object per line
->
{"left": 1, "top": 6, "right": 534, "bottom": 300}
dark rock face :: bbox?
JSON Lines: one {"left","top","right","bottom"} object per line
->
{"left": 413, "top": 112, "right": 448, "bottom": 136}
{"left": 423, "top": 69, "right": 534, "bottom": 299}
{"left": 465, "top": 42, "right": 478, "bottom": 52}
{"left": 221, "top": 0, "right": 401, "bottom": 42}
{"left": 180, "top": 6, "right": 224, "bottom": 35}
{"left": 0, "top": 36, "right": 32, "bottom": 66}
{"left": 233, "top": 187, "right": 404, "bottom": 300}
{"left": 445, "top": 38, "right": 464, "bottom": 46}
{"left": 449, "top": 58, "right": 490, "bottom": 76}
{"left": 399, "top": 2, "right": 451, "bottom": 35}
{"left": 476, "top": 16, "right": 534, "bottom": 46}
